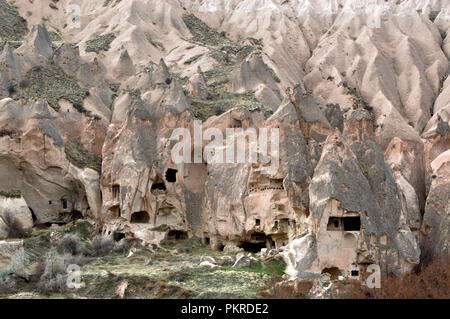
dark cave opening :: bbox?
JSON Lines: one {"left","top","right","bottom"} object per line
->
{"left": 351, "top": 270, "right": 360, "bottom": 277}
{"left": 240, "top": 233, "right": 269, "bottom": 253}
{"left": 130, "top": 211, "right": 150, "bottom": 223}
{"left": 343, "top": 216, "right": 361, "bottom": 231}
{"left": 167, "top": 230, "right": 188, "bottom": 240}
{"left": 113, "top": 232, "right": 126, "bottom": 242}
{"left": 322, "top": 267, "right": 343, "bottom": 280}
{"left": 327, "top": 217, "right": 341, "bottom": 231}
{"left": 240, "top": 241, "right": 267, "bottom": 253}
{"left": 112, "top": 184, "right": 120, "bottom": 200}
{"left": 108, "top": 205, "right": 121, "bottom": 218}
{"left": 165, "top": 168, "right": 178, "bottom": 183}
{"left": 70, "top": 210, "right": 83, "bottom": 221}
{"left": 151, "top": 182, "right": 166, "bottom": 194}
{"left": 62, "top": 198, "right": 68, "bottom": 209}
{"left": 327, "top": 216, "right": 361, "bottom": 231}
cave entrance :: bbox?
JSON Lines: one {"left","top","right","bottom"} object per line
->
{"left": 130, "top": 211, "right": 150, "bottom": 223}
{"left": 327, "top": 216, "right": 361, "bottom": 231}
{"left": 70, "top": 210, "right": 83, "bottom": 221}
{"left": 165, "top": 169, "right": 178, "bottom": 183}
{"left": 151, "top": 182, "right": 167, "bottom": 194}
{"left": 166, "top": 230, "right": 188, "bottom": 240}
{"left": 112, "top": 184, "right": 120, "bottom": 200}
{"left": 240, "top": 233, "right": 269, "bottom": 253}
{"left": 322, "top": 267, "right": 343, "bottom": 280}
{"left": 62, "top": 198, "right": 68, "bottom": 209}
{"left": 113, "top": 232, "right": 125, "bottom": 242}
{"left": 327, "top": 217, "right": 341, "bottom": 231}
{"left": 343, "top": 216, "right": 360, "bottom": 231}
{"left": 109, "top": 205, "right": 121, "bottom": 218}
{"left": 240, "top": 241, "right": 267, "bottom": 253}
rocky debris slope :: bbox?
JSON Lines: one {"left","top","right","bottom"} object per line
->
{"left": 0, "top": 0, "right": 448, "bottom": 285}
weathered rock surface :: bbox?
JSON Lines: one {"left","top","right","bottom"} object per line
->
{"left": 0, "top": 0, "right": 448, "bottom": 285}
{"left": 0, "top": 195, "right": 33, "bottom": 234}
{"left": 422, "top": 149, "right": 450, "bottom": 256}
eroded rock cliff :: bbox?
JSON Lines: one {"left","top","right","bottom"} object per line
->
{"left": 0, "top": 0, "right": 449, "bottom": 284}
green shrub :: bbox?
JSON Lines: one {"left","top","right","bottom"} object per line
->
{"left": 86, "top": 235, "right": 115, "bottom": 257}
{"left": 0, "top": 189, "right": 21, "bottom": 198}
{"left": 85, "top": 33, "right": 116, "bottom": 53}
{"left": 0, "top": 269, "right": 14, "bottom": 294}
{"left": 429, "top": 10, "right": 440, "bottom": 22}
{"left": 37, "top": 248, "right": 67, "bottom": 294}
{"left": 2, "top": 211, "right": 31, "bottom": 238}
{"left": 57, "top": 234, "right": 86, "bottom": 256}
{"left": 347, "top": 253, "right": 450, "bottom": 299}
{"left": 8, "top": 248, "right": 29, "bottom": 279}
{"left": 182, "top": 14, "right": 232, "bottom": 48}
{"left": 22, "top": 62, "right": 89, "bottom": 112}
{"left": 0, "top": 0, "right": 27, "bottom": 47}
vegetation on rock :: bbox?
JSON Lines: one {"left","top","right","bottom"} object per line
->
{"left": 0, "top": 190, "right": 21, "bottom": 198}
{"left": 0, "top": 0, "right": 27, "bottom": 52}
{"left": 1, "top": 211, "right": 31, "bottom": 238}
{"left": 182, "top": 14, "right": 232, "bottom": 48}
{"left": 182, "top": 14, "right": 265, "bottom": 120}
{"left": 85, "top": 33, "right": 116, "bottom": 54}
{"left": 21, "top": 62, "right": 89, "bottom": 112}
{"left": 64, "top": 138, "right": 102, "bottom": 173}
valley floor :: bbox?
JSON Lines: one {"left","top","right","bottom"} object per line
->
{"left": 0, "top": 221, "right": 284, "bottom": 299}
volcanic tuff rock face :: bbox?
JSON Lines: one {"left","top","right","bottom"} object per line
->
{"left": 0, "top": 0, "right": 449, "bottom": 281}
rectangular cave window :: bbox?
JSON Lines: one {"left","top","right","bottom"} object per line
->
{"left": 344, "top": 216, "right": 361, "bottom": 231}
{"left": 327, "top": 217, "right": 341, "bottom": 231}
{"left": 351, "top": 270, "right": 360, "bottom": 277}
{"left": 62, "top": 198, "right": 68, "bottom": 209}
{"left": 255, "top": 219, "right": 261, "bottom": 226}
{"left": 165, "top": 169, "right": 178, "bottom": 183}
{"left": 109, "top": 205, "right": 121, "bottom": 218}
{"left": 112, "top": 184, "right": 120, "bottom": 200}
